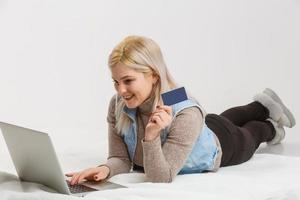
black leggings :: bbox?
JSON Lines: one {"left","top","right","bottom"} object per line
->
{"left": 205, "top": 102, "right": 275, "bottom": 167}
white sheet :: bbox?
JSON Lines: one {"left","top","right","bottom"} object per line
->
{"left": 1, "top": 154, "right": 300, "bottom": 200}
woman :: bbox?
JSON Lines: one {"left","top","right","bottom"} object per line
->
{"left": 67, "top": 35, "right": 296, "bottom": 183}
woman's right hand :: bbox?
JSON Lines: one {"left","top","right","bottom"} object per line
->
{"left": 66, "top": 165, "right": 110, "bottom": 185}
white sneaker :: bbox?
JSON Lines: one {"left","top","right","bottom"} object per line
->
{"left": 267, "top": 119, "right": 285, "bottom": 145}
{"left": 253, "top": 93, "right": 283, "bottom": 122}
{"left": 263, "top": 88, "right": 296, "bottom": 128}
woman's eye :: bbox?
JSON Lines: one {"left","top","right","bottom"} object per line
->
{"left": 124, "top": 80, "right": 133, "bottom": 84}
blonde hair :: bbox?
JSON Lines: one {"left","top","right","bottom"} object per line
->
{"left": 108, "top": 35, "right": 177, "bottom": 134}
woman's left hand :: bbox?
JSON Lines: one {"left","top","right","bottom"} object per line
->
{"left": 145, "top": 105, "right": 172, "bottom": 141}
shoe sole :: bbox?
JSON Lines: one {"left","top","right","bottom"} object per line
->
{"left": 263, "top": 88, "right": 296, "bottom": 128}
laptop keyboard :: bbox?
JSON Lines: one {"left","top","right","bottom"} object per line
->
{"left": 66, "top": 181, "right": 97, "bottom": 194}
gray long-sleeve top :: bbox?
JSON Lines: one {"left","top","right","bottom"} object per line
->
{"left": 104, "top": 95, "right": 222, "bottom": 183}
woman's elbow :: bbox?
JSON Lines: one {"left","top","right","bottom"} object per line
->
{"left": 146, "top": 173, "right": 174, "bottom": 183}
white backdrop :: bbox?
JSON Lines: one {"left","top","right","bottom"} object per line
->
{"left": 1, "top": 0, "right": 299, "bottom": 172}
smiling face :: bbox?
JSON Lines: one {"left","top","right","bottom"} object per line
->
{"left": 111, "top": 62, "right": 158, "bottom": 108}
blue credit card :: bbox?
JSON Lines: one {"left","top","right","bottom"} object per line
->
{"left": 161, "top": 87, "right": 188, "bottom": 106}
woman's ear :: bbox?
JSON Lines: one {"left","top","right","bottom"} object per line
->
{"left": 152, "top": 73, "right": 159, "bottom": 85}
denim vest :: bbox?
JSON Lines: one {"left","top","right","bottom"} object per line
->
{"left": 121, "top": 99, "right": 219, "bottom": 174}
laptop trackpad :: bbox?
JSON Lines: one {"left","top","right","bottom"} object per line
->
{"left": 82, "top": 180, "right": 127, "bottom": 191}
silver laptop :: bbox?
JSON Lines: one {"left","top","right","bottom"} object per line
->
{"left": 0, "top": 121, "right": 126, "bottom": 197}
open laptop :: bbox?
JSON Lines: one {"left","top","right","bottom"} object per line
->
{"left": 0, "top": 121, "right": 126, "bottom": 197}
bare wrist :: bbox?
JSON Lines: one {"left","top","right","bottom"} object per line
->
{"left": 144, "top": 134, "right": 159, "bottom": 141}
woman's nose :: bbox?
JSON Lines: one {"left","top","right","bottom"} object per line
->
{"left": 117, "top": 84, "right": 127, "bottom": 94}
